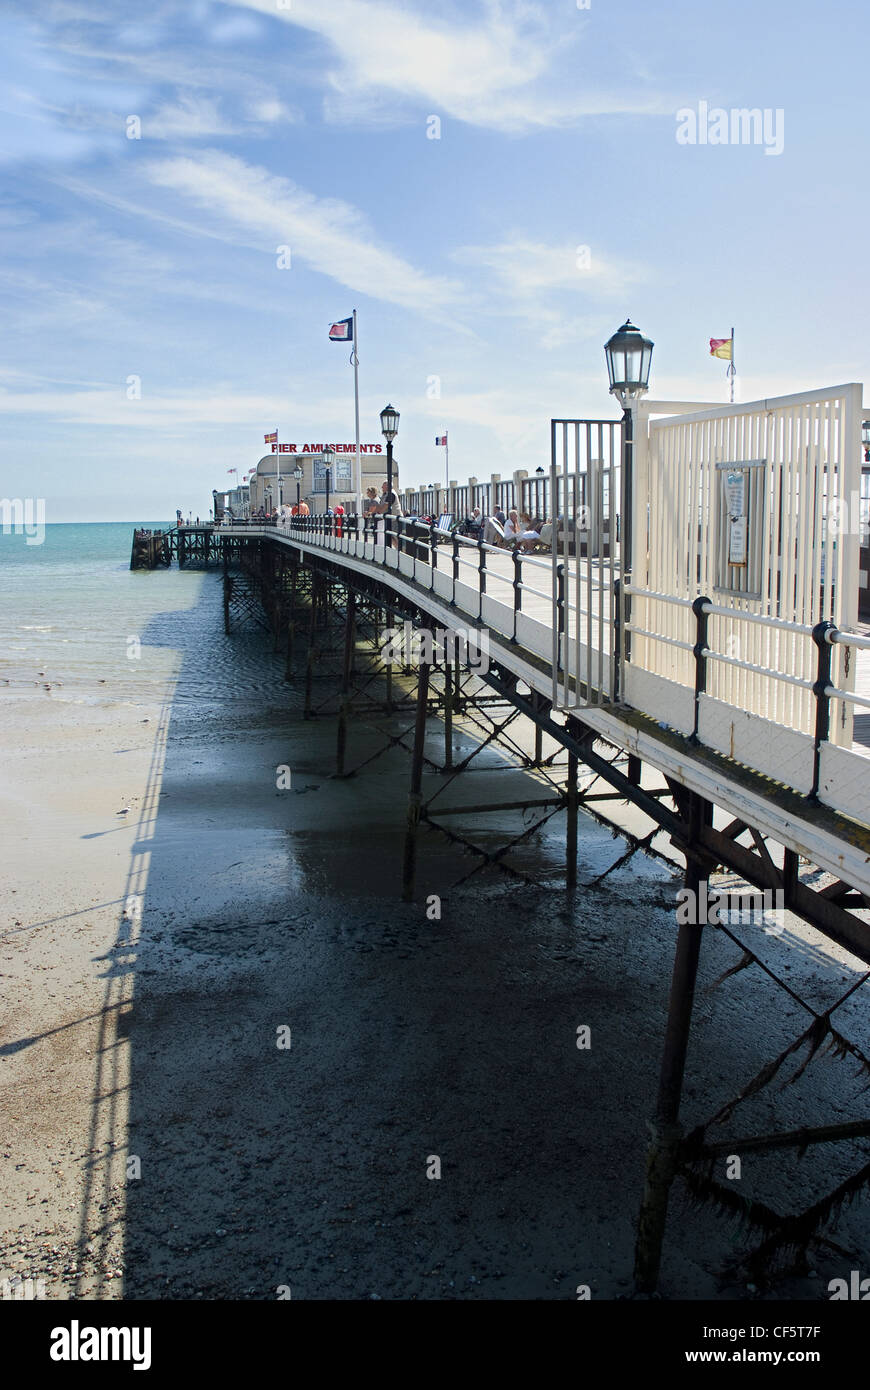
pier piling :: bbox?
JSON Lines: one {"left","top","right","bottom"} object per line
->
{"left": 402, "top": 660, "right": 431, "bottom": 901}
{"left": 336, "top": 589, "right": 356, "bottom": 776}
{"left": 634, "top": 795, "right": 708, "bottom": 1292}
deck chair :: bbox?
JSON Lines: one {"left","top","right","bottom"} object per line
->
{"left": 526, "top": 521, "right": 553, "bottom": 553}
{"left": 483, "top": 516, "right": 506, "bottom": 546}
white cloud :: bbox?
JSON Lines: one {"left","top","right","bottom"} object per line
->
{"left": 221, "top": 0, "right": 668, "bottom": 132}
{"left": 244, "top": 96, "right": 296, "bottom": 124}
{"left": 455, "top": 237, "right": 647, "bottom": 298}
{"left": 0, "top": 383, "right": 348, "bottom": 429}
{"left": 138, "top": 95, "right": 243, "bottom": 140}
{"left": 143, "top": 149, "right": 464, "bottom": 319}
{"left": 452, "top": 237, "right": 648, "bottom": 348}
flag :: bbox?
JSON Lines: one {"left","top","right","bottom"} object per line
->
{"left": 264, "top": 430, "right": 278, "bottom": 444}
{"left": 709, "top": 337, "right": 733, "bottom": 361}
{"left": 329, "top": 317, "right": 353, "bottom": 341}
{"left": 435, "top": 434, "right": 447, "bottom": 447}
{"left": 227, "top": 468, "right": 237, "bottom": 474}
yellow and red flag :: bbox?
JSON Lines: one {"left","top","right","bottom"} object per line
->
{"left": 709, "top": 337, "right": 733, "bottom": 360}
{"left": 264, "top": 430, "right": 278, "bottom": 445}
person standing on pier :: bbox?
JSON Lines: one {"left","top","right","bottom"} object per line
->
{"left": 378, "top": 479, "right": 403, "bottom": 549}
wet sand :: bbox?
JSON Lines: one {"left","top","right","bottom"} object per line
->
{"left": 2, "top": 572, "right": 869, "bottom": 1301}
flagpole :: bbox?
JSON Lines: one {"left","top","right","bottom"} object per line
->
{"left": 275, "top": 429, "right": 280, "bottom": 516}
{"left": 352, "top": 309, "right": 361, "bottom": 521}
{"left": 729, "top": 325, "right": 736, "bottom": 404}
{"left": 445, "top": 435, "right": 449, "bottom": 493}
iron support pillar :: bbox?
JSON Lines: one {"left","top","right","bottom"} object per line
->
{"left": 336, "top": 588, "right": 356, "bottom": 776}
{"left": 634, "top": 809, "right": 706, "bottom": 1293}
{"left": 402, "top": 661, "right": 431, "bottom": 902}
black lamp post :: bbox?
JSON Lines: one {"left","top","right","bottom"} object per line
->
{"left": 322, "top": 445, "right": 335, "bottom": 515}
{"left": 293, "top": 463, "right": 303, "bottom": 510}
{"left": 604, "top": 319, "right": 653, "bottom": 575}
{"left": 380, "top": 404, "right": 399, "bottom": 510}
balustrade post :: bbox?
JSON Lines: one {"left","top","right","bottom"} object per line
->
{"left": 451, "top": 530, "right": 459, "bottom": 606}
{"left": 690, "top": 596, "right": 711, "bottom": 744}
{"left": 511, "top": 547, "right": 522, "bottom": 643}
{"left": 810, "top": 620, "right": 836, "bottom": 801}
{"left": 556, "top": 562, "right": 565, "bottom": 680}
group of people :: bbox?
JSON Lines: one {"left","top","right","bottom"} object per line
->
{"left": 363, "top": 481, "right": 404, "bottom": 518}
{"left": 462, "top": 506, "right": 548, "bottom": 553}
{"left": 215, "top": 482, "right": 549, "bottom": 555}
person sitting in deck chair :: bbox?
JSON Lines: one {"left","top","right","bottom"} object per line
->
{"left": 517, "top": 513, "right": 543, "bottom": 551}
{"left": 503, "top": 509, "right": 522, "bottom": 545}
{"left": 482, "top": 514, "right": 506, "bottom": 546}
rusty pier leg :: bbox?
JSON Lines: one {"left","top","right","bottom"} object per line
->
{"left": 401, "top": 661, "right": 431, "bottom": 901}
{"left": 383, "top": 606, "right": 394, "bottom": 713}
{"left": 285, "top": 607, "right": 296, "bottom": 682}
{"left": 303, "top": 575, "right": 319, "bottom": 720}
{"left": 443, "top": 660, "right": 453, "bottom": 771}
{"left": 336, "top": 587, "right": 356, "bottom": 776}
{"left": 566, "top": 751, "right": 578, "bottom": 894}
{"left": 222, "top": 541, "right": 231, "bottom": 635}
{"left": 634, "top": 792, "right": 708, "bottom": 1292}
{"left": 284, "top": 561, "right": 297, "bottom": 678}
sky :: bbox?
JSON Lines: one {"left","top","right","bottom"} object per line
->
{"left": 1, "top": 0, "right": 868, "bottom": 521}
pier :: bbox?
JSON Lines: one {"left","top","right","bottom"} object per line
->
{"left": 137, "top": 380, "right": 870, "bottom": 1292}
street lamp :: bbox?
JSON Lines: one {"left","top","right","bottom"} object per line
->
{"left": 604, "top": 319, "right": 654, "bottom": 406}
{"left": 292, "top": 463, "right": 303, "bottom": 510}
{"left": 322, "top": 445, "right": 335, "bottom": 515}
{"left": 380, "top": 404, "right": 399, "bottom": 509}
{"left": 604, "top": 320, "right": 653, "bottom": 673}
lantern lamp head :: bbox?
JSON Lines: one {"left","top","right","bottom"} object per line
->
{"left": 380, "top": 404, "right": 400, "bottom": 441}
{"left": 604, "top": 319, "right": 654, "bottom": 405}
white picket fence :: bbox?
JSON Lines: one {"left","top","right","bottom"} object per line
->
{"left": 625, "top": 384, "right": 862, "bottom": 746}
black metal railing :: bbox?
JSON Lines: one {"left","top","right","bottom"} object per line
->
{"left": 274, "top": 511, "right": 547, "bottom": 647}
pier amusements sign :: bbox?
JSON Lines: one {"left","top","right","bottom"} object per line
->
{"left": 268, "top": 442, "right": 384, "bottom": 454}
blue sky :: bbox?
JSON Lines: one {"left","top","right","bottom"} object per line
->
{"left": 1, "top": 0, "right": 868, "bottom": 520}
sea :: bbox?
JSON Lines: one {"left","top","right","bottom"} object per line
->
{"left": 1, "top": 522, "right": 278, "bottom": 710}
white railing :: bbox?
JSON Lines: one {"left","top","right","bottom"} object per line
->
{"left": 633, "top": 384, "right": 862, "bottom": 744}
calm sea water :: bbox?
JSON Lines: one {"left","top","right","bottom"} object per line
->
{"left": 0, "top": 523, "right": 279, "bottom": 709}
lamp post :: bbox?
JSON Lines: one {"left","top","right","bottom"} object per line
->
{"left": 322, "top": 445, "right": 335, "bottom": 516}
{"left": 380, "top": 402, "right": 400, "bottom": 513}
{"left": 292, "top": 463, "right": 303, "bottom": 511}
{"left": 604, "top": 319, "right": 653, "bottom": 580}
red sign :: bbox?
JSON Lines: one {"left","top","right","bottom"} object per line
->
{"left": 270, "top": 443, "right": 383, "bottom": 454}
